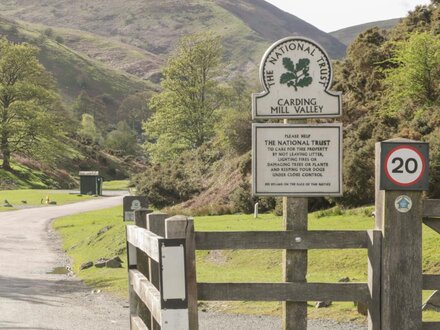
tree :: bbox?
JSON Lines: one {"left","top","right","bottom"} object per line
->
{"left": 215, "top": 77, "right": 253, "bottom": 155}
{"left": 117, "top": 92, "right": 150, "bottom": 135}
{"left": 0, "top": 38, "right": 62, "bottom": 170}
{"left": 72, "top": 91, "right": 107, "bottom": 127}
{"left": 383, "top": 32, "right": 440, "bottom": 116}
{"left": 77, "top": 114, "right": 102, "bottom": 144}
{"left": 143, "top": 32, "right": 223, "bottom": 161}
{"left": 104, "top": 121, "right": 138, "bottom": 155}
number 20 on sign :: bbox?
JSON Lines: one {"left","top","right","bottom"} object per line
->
{"left": 379, "top": 141, "right": 429, "bottom": 191}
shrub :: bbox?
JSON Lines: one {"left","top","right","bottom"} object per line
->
{"left": 55, "top": 36, "right": 64, "bottom": 44}
{"left": 230, "top": 182, "right": 256, "bottom": 214}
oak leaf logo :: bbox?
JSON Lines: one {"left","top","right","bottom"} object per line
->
{"left": 280, "top": 57, "right": 312, "bottom": 91}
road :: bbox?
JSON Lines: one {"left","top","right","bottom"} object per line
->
{"left": 0, "top": 196, "right": 129, "bottom": 330}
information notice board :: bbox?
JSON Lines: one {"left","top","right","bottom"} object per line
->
{"left": 252, "top": 123, "right": 343, "bottom": 196}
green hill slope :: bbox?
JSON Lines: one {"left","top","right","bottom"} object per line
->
{"left": 330, "top": 18, "right": 401, "bottom": 46}
{"left": 0, "top": 16, "right": 153, "bottom": 111}
{"left": 0, "top": 0, "right": 346, "bottom": 80}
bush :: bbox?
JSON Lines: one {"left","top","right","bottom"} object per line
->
{"left": 315, "top": 206, "right": 345, "bottom": 219}
{"left": 104, "top": 122, "right": 138, "bottom": 156}
{"left": 133, "top": 148, "right": 213, "bottom": 209}
{"left": 133, "top": 162, "right": 201, "bottom": 209}
{"left": 44, "top": 28, "right": 54, "bottom": 37}
{"left": 230, "top": 182, "right": 257, "bottom": 214}
{"left": 55, "top": 36, "right": 64, "bottom": 44}
{"left": 273, "top": 198, "right": 283, "bottom": 216}
{"left": 216, "top": 108, "right": 251, "bottom": 155}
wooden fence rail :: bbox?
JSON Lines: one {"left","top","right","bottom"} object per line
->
{"left": 195, "top": 230, "right": 368, "bottom": 250}
{"left": 422, "top": 275, "right": 440, "bottom": 290}
{"left": 423, "top": 322, "right": 440, "bottom": 330}
{"left": 423, "top": 199, "right": 440, "bottom": 234}
{"left": 197, "top": 282, "right": 370, "bottom": 302}
{"left": 423, "top": 199, "right": 440, "bottom": 218}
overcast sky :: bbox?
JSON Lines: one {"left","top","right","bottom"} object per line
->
{"left": 265, "top": 0, "right": 432, "bottom": 32}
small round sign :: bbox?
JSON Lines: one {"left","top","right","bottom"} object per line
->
{"left": 384, "top": 145, "right": 426, "bottom": 187}
{"left": 395, "top": 195, "right": 413, "bottom": 213}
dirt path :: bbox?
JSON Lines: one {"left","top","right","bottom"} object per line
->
{"left": 0, "top": 196, "right": 129, "bottom": 330}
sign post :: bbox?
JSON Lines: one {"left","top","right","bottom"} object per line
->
{"left": 252, "top": 37, "right": 342, "bottom": 330}
{"left": 123, "top": 196, "right": 149, "bottom": 221}
{"left": 375, "top": 139, "right": 429, "bottom": 330}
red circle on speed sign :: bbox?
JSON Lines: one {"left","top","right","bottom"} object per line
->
{"left": 384, "top": 145, "right": 426, "bottom": 187}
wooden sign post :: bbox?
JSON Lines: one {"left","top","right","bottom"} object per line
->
{"left": 252, "top": 37, "right": 342, "bottom": 330}
{"left": 375, "top": 139, "right": 429, "bottom": 330}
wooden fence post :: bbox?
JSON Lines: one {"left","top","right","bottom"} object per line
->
{"left": 126, "top": 225, "right": 139, "bottom": 329}
{"left": 134, "top": 208, "right": 153, "bottom": 328}
{"left": 165, "top": 215, "right": 199, "bottom": 330}
{"left": 367, "top": 230, "right": 381, "bottom": 330}
{"left": 283, "top": 197, "right": 308, "bottom": 330}
{"left": 375, "top": 141, "right": 424, "bottom": 330}
{"left": 146, "top": 213, "right": 168, "bottom": 330}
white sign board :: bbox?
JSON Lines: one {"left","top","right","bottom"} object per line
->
{"left": 252, "top": 37, "right": 341, "bottom": 119}
{"left": 161, "top": 245, "right": 186, "bottom": 301}
{"left": 252, "top": 123, "right": 343, "bottom": 196}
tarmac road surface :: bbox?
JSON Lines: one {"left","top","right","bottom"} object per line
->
{"left": 0, "top": 196, "right": 129, "bottom": 330}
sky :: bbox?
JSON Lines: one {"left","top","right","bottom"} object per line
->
{"left": 265, "top": 0, "right": 432, "bottom": 32}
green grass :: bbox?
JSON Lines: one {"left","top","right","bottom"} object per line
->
{"left": 103, "top": 180, "right": 130, "bottom": 191}
{"left": 0, "top": 162, "right": 58, "bottom": 189}
{"left": 53, "top": 207, "right": 440, "bottom": 322}
{"left": 0, "top": 189, "right": 95, "bottom": 211}
{"left": 53, "top": 206, "right": 128, "bottom": 297}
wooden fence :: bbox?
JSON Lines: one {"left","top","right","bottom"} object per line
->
{"left": 126, "top": 210, "right": 196, "bottom": 330}
{"left": 126, "top": 200, "right": 440, "bottom": 330}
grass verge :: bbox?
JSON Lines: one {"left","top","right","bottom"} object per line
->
{"left": 103, "top": 180, "right": 130, "bottom": 191}
{"left": 0, "top": 189, "right": 95, "bottom": 211}
{"left": 53, "top": 207, "right": 440, "bottom": 322}
{"left": 53, "top": 206, "right": 128, "bottom": 297}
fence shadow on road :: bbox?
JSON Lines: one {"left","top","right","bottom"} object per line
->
{"left": 0, "top": 275, "right": 89, "bottom": 306}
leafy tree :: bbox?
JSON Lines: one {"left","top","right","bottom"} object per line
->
{"left": 104, "top": 121, "right": 138, "bottom": 155}
{"left": 117, "top": 92, "right": 150, "bottom": 135}
{"left": 383, "top": 32, "right": 440, "bottom": 116}
{"left": 0, "top": 38, "right": 62, "bottom": 170}
{"left": 77, "top": 114, "right": 102, "bottom": 144}
{"left": 73, "top": 91, "right": 107, "bottom": 127}
{"left": 144, "top": 32, "right": 223, "bottom": 161}
{"left": 215, "top": 77, "right": 254, "bottom": 155}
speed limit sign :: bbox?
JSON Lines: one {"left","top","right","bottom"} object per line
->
{"left": 380, "top": 141, "right": 429, "bottom": 191}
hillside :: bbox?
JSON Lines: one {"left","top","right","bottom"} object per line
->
{"left": 0, "top": 0, "right": 346, "bottom": 80}
{"left": 330, "top": 18, "right": 401, "bottom": 46}
{"left": 0, "top": 16, "right": 154, "bottom": 113}
{"left": 0, "top": 17, "right": 152, "bottom": 187}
